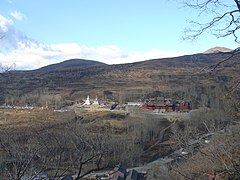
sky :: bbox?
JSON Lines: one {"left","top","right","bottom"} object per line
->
{"left": 0, "top": 0, "right": 239, "bottom": 70}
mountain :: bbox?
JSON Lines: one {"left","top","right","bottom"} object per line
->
{"left": 0, "top": 51, "right": 239, "bottom": 107}
{"left": 35, "top": 59, "right": 107, "bottom": 73}
{"left": 203, "top": 47, "right": 233, "bottom": 54}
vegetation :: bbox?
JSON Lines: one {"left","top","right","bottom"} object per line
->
{"left": 0, "top": 1, "right": 239, "bottom": 179}
{"left": 0, "top": 52, "right": 239, "bottom": 108}
{"left": 0, "top": 108, "right": 175, "bottom": 179}
{"left": 0, "top": 48, "right": 239, "bottom": 179}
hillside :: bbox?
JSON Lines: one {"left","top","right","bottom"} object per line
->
{"left": 0, "top": 51, "right": 239, "bottom": 108}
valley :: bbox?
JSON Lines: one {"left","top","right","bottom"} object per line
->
{"left": 0, "top": 49, "right": 239, "bottom": 179}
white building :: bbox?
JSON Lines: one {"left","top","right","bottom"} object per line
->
{"left": 83, "top": 95, "right": 91, "bottom": 105}
{"left": 92, "top": 96, "right": 100, "bottom": 105}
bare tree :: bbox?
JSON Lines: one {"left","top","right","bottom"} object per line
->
{"left": 170, "top": 124, "right": 240, "bottom": 179}
{"left": 0, "top": 129, "right": 43, "bottom": 180}
{"left": 180, "top": 0, "right": 240, "bottom": 77}
{"left": 0, "top": 125, "right": 107, "bottom": 179}
{"left": 182, "top": 0, "right": 240, "bottom": 42}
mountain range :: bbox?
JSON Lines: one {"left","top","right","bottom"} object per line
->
{"left": 0, "top": 47, "right": 239, "bottom": 107}
{"left": 33, "top": 47, "right": 234, "bottom": 72}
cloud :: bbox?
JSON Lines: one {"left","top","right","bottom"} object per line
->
{"left": 0, "top": 42, "right": 183, "bottom": 70}
{"left": 0, "top": 15, "right": 29, "bottom": 53}
{"left": 0, "top": 14, "right": 13, "bottom": 32}
{"left": 10, "top": 11, "right": 25, "bottom": 21}
{"left": 0, "top": 14, "right": 184, "bottom": 70}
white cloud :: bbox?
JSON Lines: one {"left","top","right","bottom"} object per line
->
{"left": 0, "top": 14, "right": 184, "bottom": 70}
{"left": 10, "top": 11, "right": 25, "bottom": 21}
{"left": 0, "top": 42, "right": 183, "bottom": 70}
{"left": 0, "top": 14, "right": 13, "bottom": 32}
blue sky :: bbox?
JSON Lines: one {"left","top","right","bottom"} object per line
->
{"left": 0, "top": 0, "right": 238, "bottom": 69}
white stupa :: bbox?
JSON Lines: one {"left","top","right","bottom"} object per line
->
{"left": 83, "top": 95, "right": 91, "bottom": 105}
{"left": 93, "top": 96, "right": 100, "bottom": 105}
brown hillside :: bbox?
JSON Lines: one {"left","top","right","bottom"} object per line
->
{"left": 0, "top": 52, "right": 239, "bottom": 108}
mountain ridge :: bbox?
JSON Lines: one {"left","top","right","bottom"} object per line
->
{"left": 1, "top": 49, "right": 238, "bottom": 106}
{"left": 34, "top": 59, "right": 107, "bottom": 73}
{"left": 203, "top": 46, "right": 233, "bottom": 54}
{"left": 30, "top": 49, "right": 232, "bottom": 73}
{"left": 13, "top": 46, "right": 232, "bottom": 73}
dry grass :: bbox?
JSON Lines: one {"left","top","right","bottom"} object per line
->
{"left": 0, "top": 107, "right": 129, "bottom": 133}
{"left": 0, "top": 108, "right": 75, "bottom": 130}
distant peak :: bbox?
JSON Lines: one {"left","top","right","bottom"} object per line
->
{"left": 203, "top": 47, "right": 233, "bottom": 54}
{"left": 34, "top": 59, "right": 107, "bottom": 73}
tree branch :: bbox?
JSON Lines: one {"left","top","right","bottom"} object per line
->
{"left": 234, "top": 0, "right": 240, "bottom": 11}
